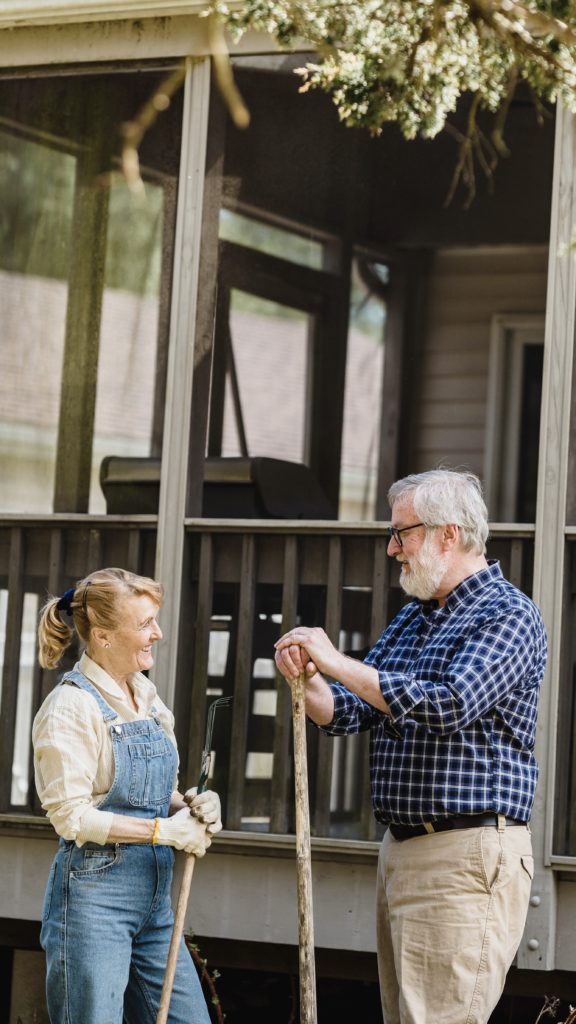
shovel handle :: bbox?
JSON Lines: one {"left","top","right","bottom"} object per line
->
{"left": 156, "top": 852, "right": 196, "bottom": 1024}
{"left": 291, "top": 673, "right": 318, "bottom": 1024}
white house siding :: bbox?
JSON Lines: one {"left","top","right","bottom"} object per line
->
{"left": 412, "top": 246, "right": 549, "bottom": 478}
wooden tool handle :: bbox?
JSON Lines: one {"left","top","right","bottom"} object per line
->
{"left": 291, "top": 673, "right": 318, "bottom": 1024}
{"left": 156, "top": 852, "right": 196, "bottom": 1024}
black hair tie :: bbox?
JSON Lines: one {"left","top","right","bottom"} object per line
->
{"left": 56, "top": 588, "right": 76, "bottom": 617}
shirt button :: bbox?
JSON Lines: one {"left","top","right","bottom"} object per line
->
{"left": 114, "top": 725, "right": 122, "bottom": 734}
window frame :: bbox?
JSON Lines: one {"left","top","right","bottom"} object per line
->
{"left": 484, "top": 312, "right": 545, "bottom": 522}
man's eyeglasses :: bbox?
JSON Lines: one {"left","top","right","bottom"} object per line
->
{"left": 386, "top": 522, "right": 425, "bottom": 547}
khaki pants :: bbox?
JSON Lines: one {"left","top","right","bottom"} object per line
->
{"left": 376, "top": 822, "right": 534, "bottom": 1024}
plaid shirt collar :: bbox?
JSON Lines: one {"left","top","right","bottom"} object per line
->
{"left": 416, "top": 559, "right": 503, "bottom": 617}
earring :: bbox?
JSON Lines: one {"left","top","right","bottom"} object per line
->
{"left": 103, "top": 643, "right": 111, "bottom": 649}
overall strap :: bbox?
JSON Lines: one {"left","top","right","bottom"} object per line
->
{"left": 60, "top": 666, "right": 118, "bottom": 722}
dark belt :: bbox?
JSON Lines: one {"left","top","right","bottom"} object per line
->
{"left": 388, "top": 813, "right": 528, "bottom": 841}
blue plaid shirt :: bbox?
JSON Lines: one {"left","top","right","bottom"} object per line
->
{"left": 325, "top": 561, "right": 547, "bottom": 826}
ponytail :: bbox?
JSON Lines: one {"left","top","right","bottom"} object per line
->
{"left": 38, "top": 596, "right": 75, "bottom": 669}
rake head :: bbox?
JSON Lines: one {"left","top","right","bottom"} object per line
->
{"left": 196, "top": 695, "right": 233, "bottom": 793}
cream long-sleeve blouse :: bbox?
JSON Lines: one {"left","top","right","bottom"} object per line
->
{"left": 32, "top": 652, "right": 179, "bottom": 847}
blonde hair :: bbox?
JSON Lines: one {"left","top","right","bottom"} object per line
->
{"left": 38, "top": 567, "right": 163, "bottom": 669}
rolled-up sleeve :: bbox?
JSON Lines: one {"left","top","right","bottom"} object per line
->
{"left": 33, "top": 702, "right": 114, "bottom": 846}
{"left": 320, "top": 682, "right": 381, "bottom": 735}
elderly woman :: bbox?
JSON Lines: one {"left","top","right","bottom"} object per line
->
{"left": 33, "top": 567, "right": 220, "bottom": 1024}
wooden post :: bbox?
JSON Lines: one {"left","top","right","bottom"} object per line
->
{"left": 52, "top": 137, "right": 110, "bottom": 513}
{"left": 291, "top": 674, "right": 318, "bottom": 1024}
{"left": 153, "top": 57, "right": 211, "bottom": 709}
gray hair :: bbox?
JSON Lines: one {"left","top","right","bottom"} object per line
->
{"left": 388, "top": 469, "right": 488, "bottom": 555}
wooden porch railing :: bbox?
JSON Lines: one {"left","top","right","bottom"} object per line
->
{"left": 180, "top": 520, "right": 537, "bottom": 843}
{"left": 0, "top": 516, "right": 544, "bottom": 845}
{"left": 0, "top": 514, "right": 158, "bottom": 815}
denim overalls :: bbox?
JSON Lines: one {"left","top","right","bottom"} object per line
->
{"left": 40, "top": 668, "right": 211, "bottom": 1024}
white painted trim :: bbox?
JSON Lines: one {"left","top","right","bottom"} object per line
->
{"left": 0, "top": 17, "right": 207, "bottom": 66}
{"left": 0, "top": 17, "right": 275, "bottom": 68}
{"left": 549, "top": 855, "right": 576, "bottom": 869}
{"left": 0, "top": 0, "right": 214, "bottom": 28}
{"left": 535, "top": 113, "right": 576, "bottom": 863}
{"left": 152, "top": 56, "right": 211, "bottom": 708}
{"left": 484, "top": 314, "right": 545, "bottom": 519}
{"left": 517, "top": 104, "right": 576, "bottom": 971}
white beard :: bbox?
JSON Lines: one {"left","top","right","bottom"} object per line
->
{"left": 399, "top": 532, "right": 449, "bottom": 601}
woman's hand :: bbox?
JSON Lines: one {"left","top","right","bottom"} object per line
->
{"left": 156, "top": 807, "right": 212, "bottom": 855}
{"left": 183, "top": 788, "right": 222, "bottom": 835}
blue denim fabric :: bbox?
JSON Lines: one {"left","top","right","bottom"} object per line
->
{"left": 40, "top": 668, "right": 211, "bottom": 1024}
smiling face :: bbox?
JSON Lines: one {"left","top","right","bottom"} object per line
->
{"left": 90, "top": 591, "right": 163, "bottom": 682}
{"left": 388, "top": 496, "right": 449, "bottom": 601}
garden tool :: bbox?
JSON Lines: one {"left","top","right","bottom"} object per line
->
{"left": 291, "top": 673, "right": 318, "bottom": 1024}
{"left": 156, "top": 695, "right": 233, "bottom": 1024}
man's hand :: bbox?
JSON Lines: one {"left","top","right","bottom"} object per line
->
{"left": 274, "top": 640, "right": 317, "bottom": 682}
{"left": 274, "top": 627, "right": 344, "bottom": 681}
{"left": 273, "top": 627, "right": 341, "bottom": 725}
{"left": 274, "top": 626, "right": 389, "bottom": 718}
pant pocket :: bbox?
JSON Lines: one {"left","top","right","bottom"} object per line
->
{"left": 479, "top": 829, "right": 504, "bottom": 893}
{"left": 42, "top": 861, "right": 57, "bottom": 923}
{"left": 521, "top": 854, "right": 534, "bottom": 881}
{"left": 70, "top": 844, "right": 122, "bottom": 877}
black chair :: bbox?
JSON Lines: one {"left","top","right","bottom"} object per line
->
{"left": 99, "top": 455, "right": 336, "bottom": 519}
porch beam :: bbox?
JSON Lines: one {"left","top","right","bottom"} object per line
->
{"left": 152, "top": 57, "right": 211, "bottom": 709}
{"left": 517, "top": 103, "right": 576, "bottom": 971}
{"left": 0, "top": 1, "right": 227, "bottom": 28}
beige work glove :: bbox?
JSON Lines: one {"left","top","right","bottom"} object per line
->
{"left": 156, "top": 807, "right": 212, "bottom": 856}
{"left": 184, "top": 788, "right": 223, "bottom": 836}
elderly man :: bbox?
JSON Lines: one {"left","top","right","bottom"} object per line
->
{"left": 274, "top": 468, "right": 546, "bottom": 1024}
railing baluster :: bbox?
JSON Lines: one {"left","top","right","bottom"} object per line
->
{"left": 28, "top": 656, "right": 44, "bottom": 812}
{"left": 48, "top": 527, "right": 64, "bottom": 598}
{"left": 87, "top": 528, "right": 102, "bottom": 573}
{"left": 508, "top": 538, "right": 523, "bottom": 590}
{"left": 39, "top": 527, "right": 66, "bottom": 706}
{"left": 27, "top": 527, "right": 65, "bottom": 813}
{"left": 359, "top": 534, "right": 391, "bottom": 838}
{"left": 270, "top": 534, "right": 299, "bottom": 834}
{"left": 359, "top": 732, "right": 375, "bottom": 840}
{"left": 186, "top": 534, "right": 214, "bottom": 784}
{"left": 126, "top": 529, "right": 142, "bottom": 573}
{"left": 0, "top": 528, "right": 25, "bottom": 811}
{"left": 313, "top": 535, "right": 342, "bottom": 836}
{"left": 370, "top": 535, "right": 390, "bottom": 646}
{"left": 227, "top": 534, "right": 257, "bottom": 831}
{"left": 332, "top": 736, "right": 346, "bottom": 822}
{"left": 567, "top": 671, "right": 576, "bottom": 853}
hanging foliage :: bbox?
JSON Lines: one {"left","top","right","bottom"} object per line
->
{"left": 205, "top": 1, "right": 576, "bottom": 200}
